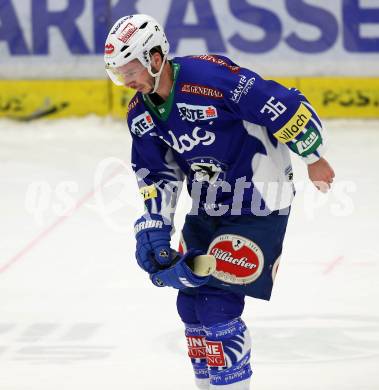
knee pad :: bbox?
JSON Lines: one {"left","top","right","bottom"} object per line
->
{"left": 204, "top": 318, "right": 252, "bottom": 387}
{"left": 185, "top": 323, "right": 209, "bottom": 388}
{"left": 177, "top": 291, "right": 198, "bottom": 324}
{"left": 196, "top": 287, "right": 245, "bottom": 327}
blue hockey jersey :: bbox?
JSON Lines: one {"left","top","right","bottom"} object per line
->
{"left": 127, "top": 55, "right": 325, "bottom": 220}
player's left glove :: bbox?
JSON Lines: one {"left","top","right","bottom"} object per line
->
{"left": 150, "top": 249, "right": 216, "bottom": 289}
{"left": 134, "top": 214, "right": 173, "bottom": 273}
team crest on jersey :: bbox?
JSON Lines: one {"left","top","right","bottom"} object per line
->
{"left": 177, "top": 103, "right": 218, "bottom": 122}
{"left": 208, "top": 234, "right": 264, "bottom": 285}
{"left": 188, "top": 157, "right": 227, "bottom": 184}
{"left": 131, "top": 111, "right": 155, "bottom": 137}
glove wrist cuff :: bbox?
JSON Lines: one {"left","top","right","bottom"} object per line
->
{"left": 134, "top": 213, "right": 172, "bottom": 236}
{"left": 134, "top": 219, "right": 164, "bottom": 235}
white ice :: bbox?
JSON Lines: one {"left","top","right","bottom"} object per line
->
{"left": 0, "top": 117, "right": 378, "bottom": 390}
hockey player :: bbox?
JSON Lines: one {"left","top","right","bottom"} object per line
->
{"left": 104, "top": 14, "right": 335, "bottom": 390}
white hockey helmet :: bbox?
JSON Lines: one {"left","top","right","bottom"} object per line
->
{"left": 104, "top": 14, "right": 169, "bottom": 92}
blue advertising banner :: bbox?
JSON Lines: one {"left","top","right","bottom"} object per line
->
{"left": 0, "top": 0, "right": 378, "bottom": 78}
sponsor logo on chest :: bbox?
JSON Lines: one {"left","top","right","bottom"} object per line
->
{"left": 177, "top": 103, "right": 218, "bottom": 122}
{"left": 180, "top": 83, "right": 224, "bottom": 99}
{"left": 158, "top": 127, "right": 216, "bottom": 154}
{"left": 131, "top": 111, "right": 155, "bottom": 137}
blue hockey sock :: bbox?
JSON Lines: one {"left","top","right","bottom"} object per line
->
{"left": 203, "top": 318, "right": 252, "bottom": 388}
{"left": 185, "top": 323, "right": 210, "bottom": 389}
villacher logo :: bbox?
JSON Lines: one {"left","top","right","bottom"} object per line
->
{"left": 274, "top": 104, "right": 313, "bottom": 143}
{"left": 208, "top": 234, "right": 264, "bottom": 285}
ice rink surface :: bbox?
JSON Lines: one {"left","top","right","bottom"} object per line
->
{"left": 0, "top": 117, "right": 378, "bottom": 390}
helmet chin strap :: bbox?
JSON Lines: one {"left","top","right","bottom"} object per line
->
{"left": 147, "top": 55, "right": 167, "bottom": 94}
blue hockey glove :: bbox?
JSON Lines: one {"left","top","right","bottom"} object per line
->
{"left": 150, "top": 249, "right": 211, "bottom": 289}
{"left": 134, "top": 214, "right": 173, "bottom": 273}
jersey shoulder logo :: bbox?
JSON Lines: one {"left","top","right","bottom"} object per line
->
{"left": 130, "top": 111, "right": 155, "bottom": 137}
{"left": 191, "top": 55, "right": 241, "bottom": 74}
{"left": 230, "top": 75, "right": 255, "bottom": 103}
{"left": 127, "top": 94, "right": 140, "bottom": 114}
{"left": 273, "top": 103, "right": 312, "bottom": 143}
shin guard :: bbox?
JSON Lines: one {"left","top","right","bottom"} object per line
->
{"left": 204, "top": 318, "right": 252, "bottom": 388}
{"left": 185, "top": 323, "right": 210, "bottom": 389}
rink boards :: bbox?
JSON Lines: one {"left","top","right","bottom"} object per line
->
{"left": 1, "top": 1, "right": 378, "bottom": 119}
{"left": 0, "top": 77, "right": 378, "bottom": 120}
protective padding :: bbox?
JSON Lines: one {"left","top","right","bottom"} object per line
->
{"left": 204, "top": 318, "right": 252, "bottom": 387}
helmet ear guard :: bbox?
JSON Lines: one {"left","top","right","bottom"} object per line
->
{"left": 104, "top": 14, "right": 170, "bottom": 92}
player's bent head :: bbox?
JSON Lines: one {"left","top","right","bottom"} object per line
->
{"left": 104, "top": 14, "right": 169, "bottom": 87}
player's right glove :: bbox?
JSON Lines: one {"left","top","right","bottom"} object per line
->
{"left": 150, "top": 249, "right": 213, "bottom": 289}
{"left": 134, "top": 214, "right": 173, "bottom": 273}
